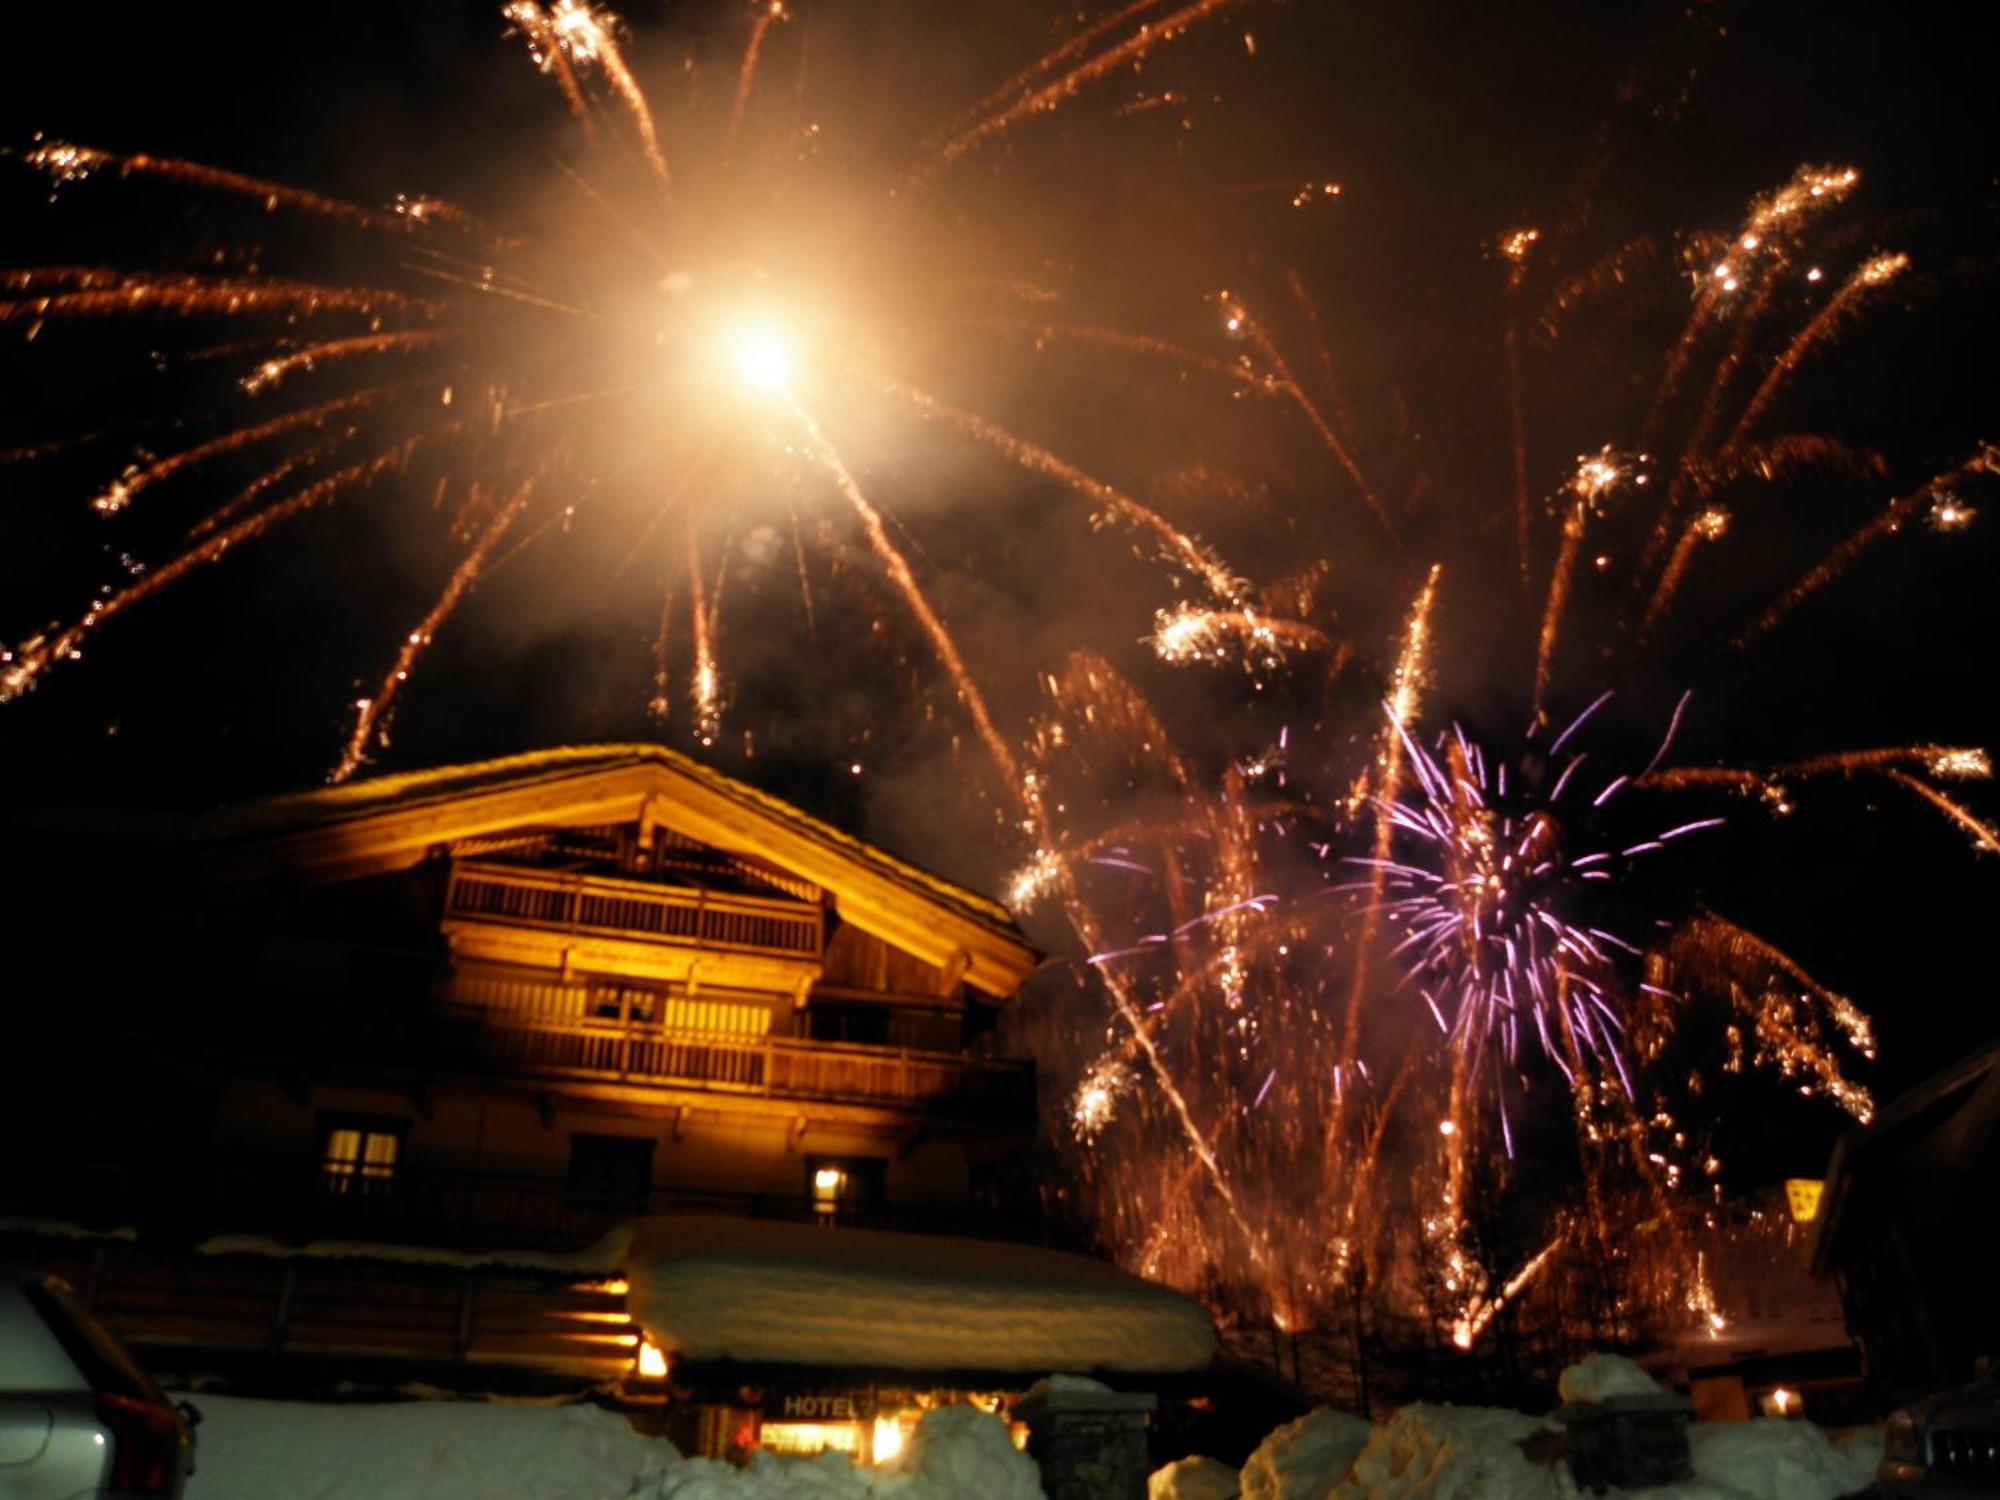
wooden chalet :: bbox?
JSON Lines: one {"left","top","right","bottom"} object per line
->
{"left": 1811, "top": 1039, "right": 2000, "bottom": 1405}
{"left": 0, "top": 745, "right": 1044, "bottom": 1391}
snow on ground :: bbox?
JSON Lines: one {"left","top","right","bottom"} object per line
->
{"left": 1151, "top": 1455, "right": 1243, "bottom": 1500}
{"left": 1161, "top": 1353, "right": 1877, "bottom": 1500}
{"left": 1239, "top": 1407, "right": 1374, "bottom": 1499}
{"left": 1557, "top": 1354, "right": 1670, "bottom": 1404}
{"left": 625, "top": 1216, "right": 1215, "bottom": 1373}
{"left": 178, "top": 1393, "right": 675, "bottom": 1500}
{"left": 174, "top": 1353, "right": 1878, "bottom": 1500}
{"left": 177, "top": 1393, "right": 1043, "bottom": 1500}
{"left": 1332, "top": 1402, "right": 1567, "bottom": 1500}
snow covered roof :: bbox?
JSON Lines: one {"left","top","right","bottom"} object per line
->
{"left": 622, "top": 1216, "right": 1216, "bottom": 1376}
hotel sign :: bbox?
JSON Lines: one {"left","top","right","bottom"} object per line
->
{"left": 771, "top": 1391, "right": 873, "bottom": 1421}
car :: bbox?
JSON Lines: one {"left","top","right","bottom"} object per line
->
{"left": 1881, "top": 1361, "right": 2000, "bottom": 1496}
{"left": 0, "top": 1274, "right": 197, "bottom": 1498}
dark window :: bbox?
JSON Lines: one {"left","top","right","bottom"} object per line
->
{"left": 808, "top": 1003, "right": 889, "bottom": 1046}
{"left": 587, "top": 980, "right": 660, "bottom": 1025}
{"left": 568, "top": 1133, "right": 655, "bottom": 1210}
{"left": 318, "top": 1113, "right": 407, "bottom": 1195}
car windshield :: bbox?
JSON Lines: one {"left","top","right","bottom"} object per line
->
{"left": 22, "top": 1279, "right": 168, "bottom": 1404}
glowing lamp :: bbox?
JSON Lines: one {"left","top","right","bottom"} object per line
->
{"left": 871, "top": 1416, "right": 906, "bottom": 1463}
{"left": 635, "top": 1338, "right": 668, "bottom": 1379}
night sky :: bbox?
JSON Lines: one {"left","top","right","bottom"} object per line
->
{"left": 4, "top": 0, "right": 1996, "bottom": 1153}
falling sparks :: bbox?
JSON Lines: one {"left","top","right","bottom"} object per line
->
{"left": 1150, "top": 607, "right": 1331, "bottom": 669}
{"left": 3, "top": 17, "right": 1989, "bottom": 1397}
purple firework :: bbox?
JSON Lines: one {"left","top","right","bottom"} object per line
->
{"left": 1347, "top": 695, "right": 1722, "bottom": 1117}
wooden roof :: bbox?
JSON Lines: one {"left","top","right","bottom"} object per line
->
{"left": 197, "top": 745, "right": 1039, "bottom": 1000}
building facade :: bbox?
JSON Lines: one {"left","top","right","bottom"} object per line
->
{"left": 1, "top": 746, "right": 1051, "bottom": 1389}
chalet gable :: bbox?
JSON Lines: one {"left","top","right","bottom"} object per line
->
{"left": 196, "top": 745, "right": 1036, "bottom": 1000}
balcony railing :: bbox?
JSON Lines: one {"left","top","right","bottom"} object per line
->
{"left": 0, "top": 1156, "right": 1038, "bottom": 1252}
{"left": 444, "top": 860, "right": 824, "bottom": 961}
{"left": 227, "top": 994, "right": 1035, "bottom": 1119}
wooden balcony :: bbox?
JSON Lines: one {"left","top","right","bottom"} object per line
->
{"left": 444, "top": 859, "right": 824, "bottom": 962}
{"left": 225, "top": 992, "right": 1034, "bottom": 1124}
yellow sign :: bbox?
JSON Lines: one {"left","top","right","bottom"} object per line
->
{"left": 1785, "top": 1178, "right": 1824, "bottom": 1224}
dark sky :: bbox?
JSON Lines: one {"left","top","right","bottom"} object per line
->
{"left": 4, "top": 0, "right": 1996, "bottom": 1131}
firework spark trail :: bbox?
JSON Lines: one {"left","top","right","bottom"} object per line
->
{"left": 1631, "top": 169, "right": 1868, "bottom": 589}
{"left": 86, "top": 385, "right": 413, "bottom": 515}
{"left": 793, "top": 401, "right": 1021, "bottom": 781}
{"left": 686, "top": 516, "right": 722, "bottom": 746}
{"left": 507, "top": 0, "right": 670, "bottom": 185}
{"left": 885, "top": 377, "right": 1248, "bottom": 603}
{"left": 726, "top": 3, "right": 785, "bottom": 159}
{"left": 330, "top": 482, "right": 536, "bottom": 784}
{"left": 2, "top": 433, "right": 446, "bottom": 703}
{"left": 795, "top": 398, "right": 1269, "bottom": 1271}
{"left": 1654, "top": 912, "right": 1875, "bottom": 1120}
{"left": 1639, "top": 165, "right": 1861, "bottom": 449}
{"left": 1678, "top": 434, "right": 1889, "bottom": 506}
{"left": 991, "top": 319, "right": 1265, "bottom": 389}
{"left": 1341, "top": 564, "right": 1442, "bottom": 1067}
{"left": 1736, "top": 445, "right": 1998, "bottom": 645}
{"left": 240, "top": 330, "right": 450, "bottom": 395}
{"left": 1499, "top": 229, "right": 1540, "bottom": 591}
{"left": 505, "top": 2, "right": 598, "bottom": 138}
{"left": 1725, "top": 254, "right": 1910, "bottom": 448}
{"left": 594, "top": 24, "right": 672, "bottom": 186}
{"left": 1151, "top": 607, "right": 1332, "bottom": 665}
{"left": 1630, "top": 437, "right": 1887, "bottom": 627}
{"left": 1881, "top": 770, "right": 2000, "bottom": 856}
{"left": 0, "top": 277, "right": 440, "bottom": 329}
{"left": 188, "top": 443, "right": 345, "bottom": 540}
{"left": 24, "top": 144, "right": 476, "bottom": 236}
{"left": 648, "top": 581, "right": 676, "bottom": 721}
{"left": 1221, "top": 296, "right": 1395, "bottom": 542}
{"left": 1637, "top": 507, "right": 1729, "bottom": 641}
{"left": 1680, "top": 272, "right": 1788, "bottom": 464}
{"left": 1534, "top": 235, "right": 1661, "bottom": 342}
{"left": 1638, "top": 744, "right": 1992, "bottom": 792}
{"left": 1533, "top": 448, "right": 1632, "bottom": 725}
{"left": 930, "top": 0, "right": 1170, "bottom": 153}
{"left": 908, "top": 0, "right": 1247, "bottom": 189}
{"left": 1454, "top": 1231, "right": 1564, "bottom": 1349}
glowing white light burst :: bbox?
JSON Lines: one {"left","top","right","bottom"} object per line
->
{"left": 727, "top": 324, "right": 794, "bottom": 394}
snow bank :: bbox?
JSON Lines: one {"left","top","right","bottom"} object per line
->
{"left": 1679, "top": 1418, "right": 1871, "bottom": 1500}
{"left": 1335, "top": 1403, "right": 1566, "bottom": 1500}
{"left": 178, "top": 1393, "right": 674, "bottom": 1500}
{"left": 1149, "top": 1350, "right": 1881, "bottom": 1500}
{"left": 1151, "top": 1455, "right": 1242, "bottom": 1500}
{"left": 871, "top": 1404, "right": 1045, "bottom": 1500}
{"left": 179, "top": 1392, "right": 1043, "bottom": 1500}
{"left": 1834, "top": 1424, "right": 1884, "bottom": 1477}
{"left": 1239, "top": 1407, "right": 1373, "bottom": 1499}
{"left": 1557, "top": 1353, "right": 1664, "bottom": 1404}
{"left": 626, "top": 1216, "right": 1214, "bottom": 1373}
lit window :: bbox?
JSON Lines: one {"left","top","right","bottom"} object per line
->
{"left": 812, "top": 1166, "right": 846, "bottom": 1221}
{"left": 804, "top": 1157, "right": 884, "bottom": 1223}
{"left": 321, "top": 1121, "right": 401, "bottom": 1194}
{"left": 760, "top": 1422, "right": 862, "bottom": 1458}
